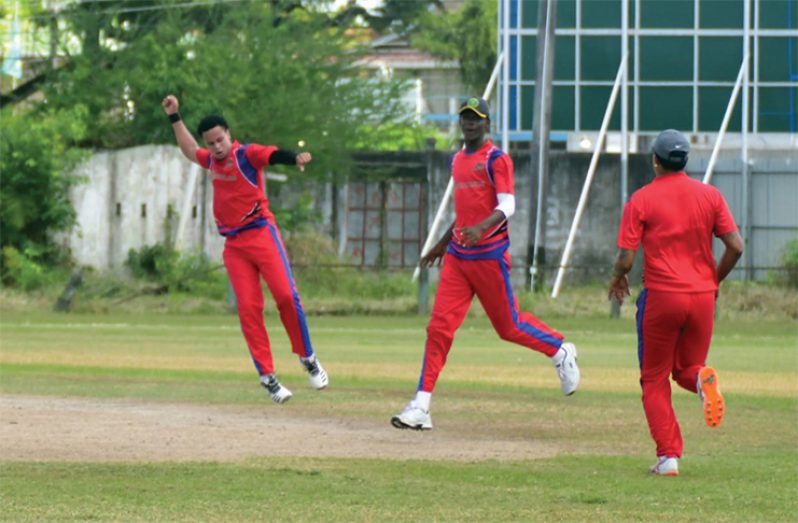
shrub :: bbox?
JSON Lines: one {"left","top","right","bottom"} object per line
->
{"left": 125, "top": 245, "right": 227, "bottom": 299}
{"left": 780, "top": 239, "right": 798, "bottom": 289}
{"left": 126, "top": 244, "right": 176, "bottom": 280}
{"left": 0, "top": 105, "right": 88, "bottom": 276}
{"left": 1, "top": 246, "right": 67, "bottom": 291}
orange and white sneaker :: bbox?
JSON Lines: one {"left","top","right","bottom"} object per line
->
{"left": 649, "top": 456, "right": 679, "bottom": 476}
{"left": 697, "top": 366, "right": 725, "bottom": 428}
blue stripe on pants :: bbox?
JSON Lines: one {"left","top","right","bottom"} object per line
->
{"left": 266, "top": 222, "right": 313, "bottom": 357}
{"left": 636, "top": 289, "right": 648, "bottom": 375}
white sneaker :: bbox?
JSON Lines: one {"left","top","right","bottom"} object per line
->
{"left": 391, "top": 401, "right": 432, "bottom": 430}
{"left": 301, "top": 356, "right": 329, "bottom": 390}
{"left": 553, "top": 342, "right": 580, "bottom": 395}
{"left": 261, "top": 375, "right": 293, "bottom": 404}
{"left": 649, "top": 456, "right": 679, "bottom": 476}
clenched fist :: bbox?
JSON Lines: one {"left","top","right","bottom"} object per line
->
{"left": 162, "top": 95, "right": 179, "bottom": 115}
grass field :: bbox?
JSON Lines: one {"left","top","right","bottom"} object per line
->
{"left": 0, "top": 310, "right": 796, "bottom": 522}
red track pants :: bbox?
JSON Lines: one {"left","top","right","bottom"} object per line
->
{"left": 223, "top": 222, "right": 313, "bottom": 376}
{"left": 636, "top": 289, "right": 715, "bottom": 457}
{"left": 417, "top": 251, "right": 563, "bottom": 392}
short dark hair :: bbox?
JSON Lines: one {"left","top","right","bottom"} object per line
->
{"left": 654, "top": 152, "right": 687, "bottom": 172}
{"left": 197, "top": 115, "right": 228, "bottom": 136}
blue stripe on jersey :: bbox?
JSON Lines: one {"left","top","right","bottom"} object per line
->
{"left": 486, "top": 147, "right": 504, "bottom": 185}
{"left": 217, "top": 216, "right": 268, "bottom": 237}
{"left": 498, "top": 256, "right": 562, "bottom": 349}
{"left": 447, "top": 238, "right": 509, "bottom": 260}
{"left": 235, "top": 145, "right": 259, "bottom": 187}
{"left": 636, "top": 289, "right": 648, "bottom": 374}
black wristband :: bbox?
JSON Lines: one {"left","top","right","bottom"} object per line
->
{"left": 168, "top": 112, "right": 181, "bottom": 124}
{"left": 268, "top": 149, "right": 298, "bottom": 166}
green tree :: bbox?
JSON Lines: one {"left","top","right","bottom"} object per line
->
{"left": 412, "top": 0, "right": 498, "bottom": 92}
{"left": 0, "top": 105, "right": 88, "bottom": 270}
{"left": 40, "top": 0, "right": 410, "bottom": 176}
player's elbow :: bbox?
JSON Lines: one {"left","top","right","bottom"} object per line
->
{"left": 495, "top": 193, "right": 515, "bottom": 219}
{"left": 730, "top": 234, "right": 744, "bottom": 257}
{"left": 181, "top": 146, "right": 198, "bottom": 162}
{"left": 723, "top": 232, "right": 744, "bottom": 259}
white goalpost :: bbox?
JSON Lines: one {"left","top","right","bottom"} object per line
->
{"left": 551, "top": 51, "right": 750, "bottom": 299}
{"left": 703, "top": 54, "right": 750, "bottom": 185}
{"left": 550, "top": 55, "right": 628, "bottom": 299}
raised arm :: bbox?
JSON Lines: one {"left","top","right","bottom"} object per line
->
{"left": 162, "top": 95, "right": 200, "bottom": 163}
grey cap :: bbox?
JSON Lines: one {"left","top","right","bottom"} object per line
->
{"left": 652, "top": 129, "right": 689, "bottom": 167}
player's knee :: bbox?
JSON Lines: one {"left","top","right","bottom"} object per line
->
{"left": 495, "top": 325, "right": 517, "bottom": 342}
{"left": 274, "top": 292, "right": 297, "bottom": 313}
{"left": 237, "top": 300, "right": 264, "bottom": 319}
{"left": 426, "top": 326, "right": 453, "bottom": 344}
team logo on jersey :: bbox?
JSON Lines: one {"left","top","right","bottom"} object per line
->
{"left": 455, "top": 180, "right": 486, "bottom": 189}
{"left": 474, "top": 162, "right": 486, "bottom": 173}
{"left": 225, "top": 159, "right": 234, "bottom": 168}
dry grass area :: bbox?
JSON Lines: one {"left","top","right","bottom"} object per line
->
{"left": 2, "top": 280, "right": 795, "bottom": 320}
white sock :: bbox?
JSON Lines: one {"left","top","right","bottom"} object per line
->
{"left": 551, "top": 346, "right": 565, "bottom": 365}
{"left": 414, "top": 391, "right": 431, "bottom": 412}
{"left": 301, "top": 355, "right": 316, "bottom": 363}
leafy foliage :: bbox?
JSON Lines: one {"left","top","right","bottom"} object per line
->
{"left": 359, "top": 0, "right": 444, "bottom": 32}
{"left": 353, "top": 121, "right": 449, "bottom": 151}
{"left": 1, "top": 246, "right": 68, "bottom": 290}
{"left": 0, "top": 105, "right": 88, "bottom": 278}
{"left": 778, "top": 238, "right": 798, "bottom": 288}
{"left": 41, "top": 0, "right": 411, "bottom": 176}
{"left": 125, "top": 245, "right": 226, "bottom": 298}
{"left": 412, "top": 0, "right": 498, "bottom": 92}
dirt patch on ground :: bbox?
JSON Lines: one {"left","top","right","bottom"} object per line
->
{"left": 0, "top": 395, "right": 560, "bottom": 463}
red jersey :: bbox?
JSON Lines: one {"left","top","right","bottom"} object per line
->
{"left": 196, "top": 141, "right": 278, "bottom": 236}
{"left": 449, "top": 140, "right": 513, "bottom": 258}
{"left": 618, "top": 172, "right": 738, "bottom": 292}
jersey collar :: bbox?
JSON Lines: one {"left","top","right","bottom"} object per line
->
{"left": 654, "top": 171, "right": 687, "bottom": 182}
{"left": 464, "top": 139, "right": 492, "bottom": 155}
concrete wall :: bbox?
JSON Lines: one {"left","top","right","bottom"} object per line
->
{"left": 61, "top": 145, "right": 224, "bottom": 272}
{"left": 62, "top": 145, "right": 797, "bottom": 285}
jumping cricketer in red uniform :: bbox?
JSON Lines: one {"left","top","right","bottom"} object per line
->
{"left": 162, "top": 94, "right": 327, "bottom": 404}
{"left": 608, "top": 129, "right": 744, "bottom": 476}
{"left": 391, "top": 97, "right": 581, "bottom": 431}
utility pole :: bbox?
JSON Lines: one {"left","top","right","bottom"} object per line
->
{"left": 527, "top": 0, "right": 558, "bottom": 291}
{"left": 611, "top": 0, "right": 630, "bottom": 318}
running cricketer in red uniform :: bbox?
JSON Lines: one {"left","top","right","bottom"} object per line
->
{"left": 391, "top": 97, "right": 581, "bottom": 431}
{"left": 608, "top": 129, "right": 744, "bottom": 476}
{"left": 162, "top": 95, "right": 327, "bottom": 404}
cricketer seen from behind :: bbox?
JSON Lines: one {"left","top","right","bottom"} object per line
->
{"left": 391, "top": 97, "right": 581, "bottom": 431}
{"left": 608, "top": 129, "right": 744, "bottom": 476}
{"left": 162, "top": 94, "right": 328, "bottom": 405}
